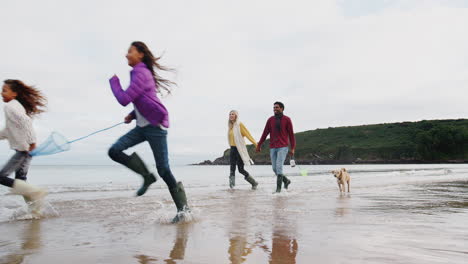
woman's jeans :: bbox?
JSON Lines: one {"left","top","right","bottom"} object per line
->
{"left": 0, "top": 151, "right": 31, "bottom": 188}
{"left": 108, "top": 125, "right": 177, "bottom": 189}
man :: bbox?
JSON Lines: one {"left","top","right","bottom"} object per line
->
{"left": 256, "top": 102, "right": 296, "bottom": 193}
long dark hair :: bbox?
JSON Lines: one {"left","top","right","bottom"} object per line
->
{"left": 4, "top": 79, "right": 47, "bottom": 116}
{"left": 131, "top": 41, "right": 176, "bottom": 94}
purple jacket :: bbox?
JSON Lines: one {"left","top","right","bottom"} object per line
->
{"left": 109, "top": 62, "right": 169, "bottom": 128}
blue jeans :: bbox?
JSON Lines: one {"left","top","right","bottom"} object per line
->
{"left": 108, "top": 125, "right": 177, "bottom": 189}
{"left": 0, "top": 151, "right": 31, "bottom": 188}
{"left": 270, "top": 147, "right": 289, "bottom": 175}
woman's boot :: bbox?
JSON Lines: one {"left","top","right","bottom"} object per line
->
{"left": 229, "top": 172, "right": 235, "bottom": 189}
{"left": 244, "top": 175, "right": 258, "bottom": 190}
{"left": 126, "top": 153, "right": 157, "bottom": 196}
{"left": 169, "top": 182, "right": 190, "bottom": 223}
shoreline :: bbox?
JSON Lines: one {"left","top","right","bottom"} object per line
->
{"left": 193, "top": 159, "right": 468, "bottom": 165}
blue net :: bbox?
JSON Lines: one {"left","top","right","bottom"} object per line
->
{"left": 30, "top": 122, "right": 124, "bottom": 157}
{"left": 30, "top": 132, "right": 71, "bottom": 157}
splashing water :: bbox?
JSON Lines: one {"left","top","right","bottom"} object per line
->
{"left": 8, "top": 200, "right": 59, "bottom": 221}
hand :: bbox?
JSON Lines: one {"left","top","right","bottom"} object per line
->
{"left": 124, "top": 114, "right": 134, "bottom": 124}
{"left": 289, "top": 149, "right": 295, "bottom": 157}
{"left": 256, "top": 146, "right": 261, "bottom": 153}
{"left": 29, "top": 143, "right": 36, "bottom": 152}
{"left": 110, "top": 74, "right": 118, "bottom": 80}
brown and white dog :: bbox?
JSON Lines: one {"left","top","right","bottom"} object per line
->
{"left": 331, "top": 168, "right": 350, "bottom": 193}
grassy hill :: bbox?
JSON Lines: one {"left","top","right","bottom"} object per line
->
{"left": 200, "top": 119, "right": 468, "bottom": 165}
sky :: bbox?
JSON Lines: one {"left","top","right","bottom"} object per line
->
{"left": 0, "top": 0, "right": 467, "bottom": 165}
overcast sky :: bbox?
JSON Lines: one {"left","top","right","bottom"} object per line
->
{"left": 0, "top": 0, "right": 467, "bottom": 165}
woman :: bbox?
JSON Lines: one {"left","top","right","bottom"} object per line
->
{"left": 228, "top": 110, "right": 258, "bottom": 190}
{"left": 108, "top": 41, "right": 189, "bottom": 223}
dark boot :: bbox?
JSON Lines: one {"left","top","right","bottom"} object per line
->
{"left": 229, "top": 172, "right": 235, "bottom": 189}
{"left": 126, "top": 153, "right": 157, "bottom": 196}
{"left": 276, "top": 174, "right": 283, "bottom": 193}
{"left": 283, "top": 175, "right": 291, "bottom": 190}
{"left": 244, "top": 175, "right": 258, "bottom": 190}
{"left": 169, "top": 182, "right": 190, "bottom": 223}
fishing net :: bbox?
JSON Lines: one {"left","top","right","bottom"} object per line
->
{"left": 30, "top": 132, "right": 70, "bottom": 157}
{"left": 30, "top": 122, "right": 124, "bottom": 157}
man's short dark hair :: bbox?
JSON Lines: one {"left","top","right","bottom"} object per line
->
{"left": 274, "top": 101, "right": 284, "bottom": 110}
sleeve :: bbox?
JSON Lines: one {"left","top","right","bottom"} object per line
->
{"left": 128, "top": 110, "right": 136, "bottom": 119}
{"left": 109, "top": 72, "right": 145, "bottom": 106}
{"left": 257, "top": 119, "right": 271, "bottom": 148}
{"left": 287, "top": 118, "right": 296, "bottom": 150}
{"left": 5, "top": 105, "right": 36, "bottom": 144}
{"left": 26, "top": 127, "right": 36, "bottom": 144}
{"left": 240, "top": 123, "right": 257, "bottom": 147}
{"left": 0, "top": 128, "right": 7, "bottom": 140}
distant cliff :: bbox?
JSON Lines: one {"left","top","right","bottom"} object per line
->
{"left": 196, "top": 119, "right": 468, "bottom": 165}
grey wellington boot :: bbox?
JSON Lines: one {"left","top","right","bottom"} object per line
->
{"left": 244, "top": 175, "right": 258, "bottom": 190}
{"left": 229, "top": 172, "right": 235, "bottom": 189}
{"left": 126, "top": 153, "right": 157, "bottom": 196}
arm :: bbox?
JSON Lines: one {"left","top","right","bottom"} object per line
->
{"left": 287, "top": 118, "right": 296, "bottom": 155}
{"left": 240, "top": 123, "right": 257, "bottom": 148}
{"left": 128, "top": 110, "right": 136, "bottom": 119}
{"left": 256, "top": 119, "right": 271, "bottom": 150}
{"left": 0, "top": 129, "right": 7, "bottom": 140}
{"left": 5, "top": 105, "right": 36, "bottom": 144}
{"left": 109, "top": 72, "right": 145, "bottom": 106}
{"left": 124, "top": 110, "right": 136, "bottom": 124}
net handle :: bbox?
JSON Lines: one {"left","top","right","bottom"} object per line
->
{"left": 67, "top": 122, "right": 125, "bottom": 144}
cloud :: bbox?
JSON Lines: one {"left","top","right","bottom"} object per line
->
{"left": 0, "top": 0, "right": 467, "bottom": 165}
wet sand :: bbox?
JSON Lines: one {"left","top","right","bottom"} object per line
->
{"left": 1, "top": 165, "right": 467, "bottom": 263}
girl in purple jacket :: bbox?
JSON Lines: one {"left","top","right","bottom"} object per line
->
{"left": 108, "top": 41, "right": 189, "bottom": 223}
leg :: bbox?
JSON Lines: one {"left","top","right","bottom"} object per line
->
{"left": 144, "top": 126, "right": 189, "bottom": 222}
{"left": 15, "top": 154, "right": 33, "bottom": 203}
{"left": 270, "top": 148, "right": 278, "bottom": 175}
{"left": 275, "top": 147, "right": 288, "bottom": 176}
{"left": 144, "top": 126, "right": 177, "bottom": 189}
{"left": 270, "top": 148, "right": 283, "bottom": 193}
{"left": 347, "top": 180, "right": 350, "bottom": 193}
{"left": 337, "top": 182, "right": 342, "bottom": 192}
{"left": 236, "top": 151, "right": 248, "bottom": 177}
{"left": 236, "top": 153, "right": 258, "bottom": 190}
{"left": 229, "top": 147, "right": 237, "bottom": 188}
{"left": 108, "top": 127, "right": 145, "bottom": 165}
{"left": 15, "top": 155, "right": 44, "bottom": 217}
{"left": 276, "top": 173, "right": 283, "bottom": 193}
{"left": 0, "top": 152, "right": 30, "bottom": 188}
{"left": 6, "top": 152, "right": 47, "bottom": 205}
{"left": 276, "top": 147, "right": 291, "bottom": 189}
{"left": 15, "top": 154, "right": 32, "bottom": 181}
{"left": 229, "top": 147, "right": 237, "bottom": 175}
{"left": 109, "top": 127, "right": 156, "bottom": 196}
